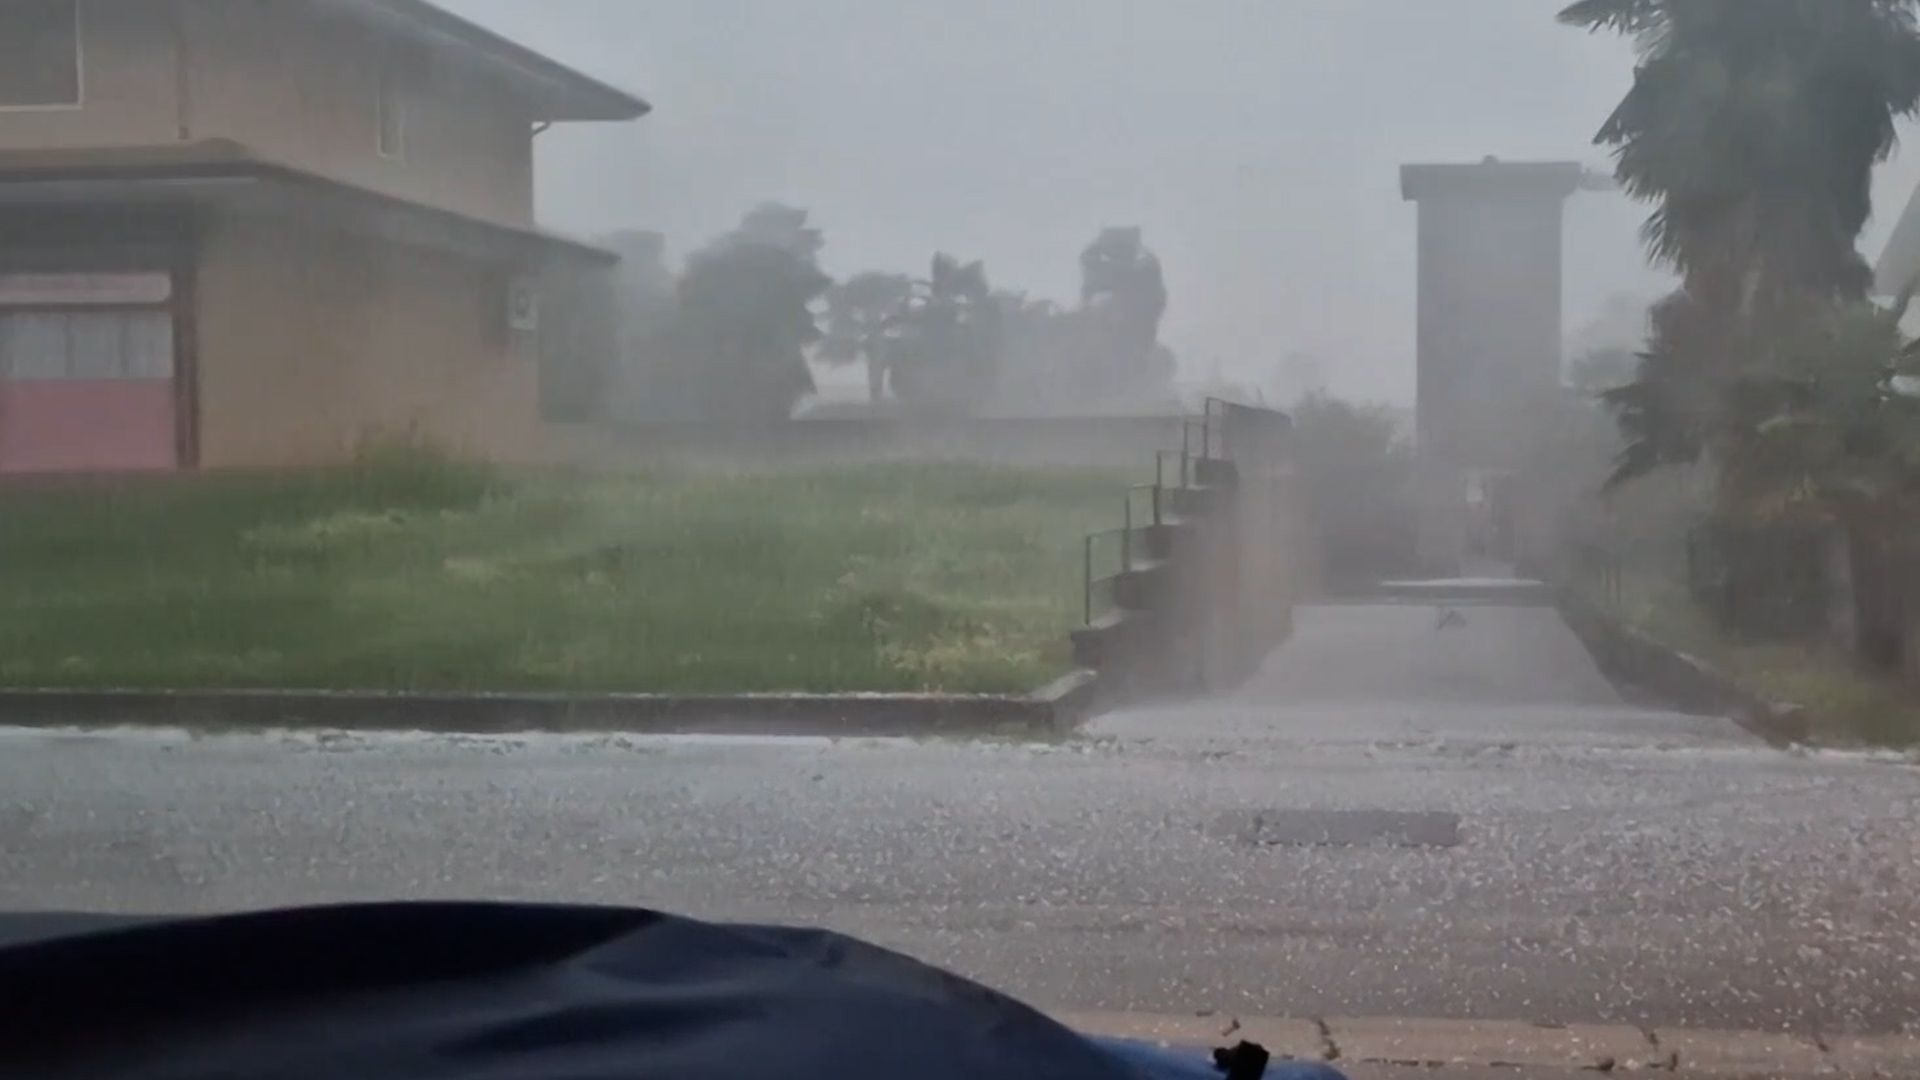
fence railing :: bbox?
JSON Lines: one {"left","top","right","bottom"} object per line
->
{"left": 1082, "top": 528, "right": 1125, "bottom": 626}
{"left": 1127, "top": 482, "right": 1163, "bottom": 536}
{"left": 1156, "top": 449, "right": 1192, "bottom": 492}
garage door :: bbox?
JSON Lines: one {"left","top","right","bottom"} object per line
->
{"left": 0, "top": 273, "right": 178, "bottom": 474}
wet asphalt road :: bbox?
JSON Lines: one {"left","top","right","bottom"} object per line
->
{"left": 0, "top": 603, "right": 1916, "bottom": 1036}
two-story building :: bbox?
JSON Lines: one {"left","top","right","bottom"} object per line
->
{"left": 0, "top": 0, "right": 646, "bottom": 473}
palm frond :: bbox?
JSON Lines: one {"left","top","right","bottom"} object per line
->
{"left": 1559, "top": 0, "right": 1664, "bottom": 34}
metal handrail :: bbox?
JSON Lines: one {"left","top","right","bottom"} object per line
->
{"left": 1156, "top": 450, "right": 1192, "bottom": 492}
{"left": 1127, "top": 482, "right": 1163, "bottom": 530}
{"left": 1202, "top": 397, "right": 1226, "bottom": 460}
{"left": 1083, "top": 534, "right": 1095, "bottom": 625}
{"left": 1182, "top": 417, "right": 1207, "bottom": 477}
{"left": 1082, "top": 526, "right": 1129, "bottom": 625}
{"left": 1083, "top": 396, "right": 1294, "bottom": 628}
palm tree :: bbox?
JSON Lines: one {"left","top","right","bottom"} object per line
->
{"left": 1717, "top": 300, "right": 1920, "bottom": 535}
{"left": 1563, "top": 0, "right": 1920, "bottom": 484}
{"left": 821, "top": 272, "right": 913, "bottom": 402}
{"left": 1080, "top": 226, "right": 1168, "bottom": 349}
{"left": 1565, "top": 0, "right": 1920, "bottom": 313}
{"left": 889, "top": 255, "right": 1003, "bottom": 412}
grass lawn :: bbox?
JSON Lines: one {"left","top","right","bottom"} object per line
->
{"left": 0, "top": 455, "right": 1123, "bottom": 694}
{"left": 1605, "top": 571, "right": 1920, "bottom": 747}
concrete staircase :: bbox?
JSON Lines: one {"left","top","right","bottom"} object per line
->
{"left": 1071, "top": 401, "right": 1296, "bottom": 702}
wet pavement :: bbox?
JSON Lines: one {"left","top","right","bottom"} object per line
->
{"left": 0, "top": 602, "right": 1916, "bottom": 1036}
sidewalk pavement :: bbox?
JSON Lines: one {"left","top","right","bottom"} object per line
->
{"left": 1063, "top": 1011, "right": 1920, "bottom": 1077}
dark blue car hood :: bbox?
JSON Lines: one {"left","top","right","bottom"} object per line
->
{"left": 0, "top": 903, "right": 1339, "bottom": 1080}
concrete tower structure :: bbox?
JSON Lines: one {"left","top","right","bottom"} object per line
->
{"left": 1400, "top": 159, "right": 1589, "bottom": 573}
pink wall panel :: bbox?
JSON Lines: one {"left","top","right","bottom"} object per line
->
{"left": 0, "top": 380, "right": 177, "bottom": 474}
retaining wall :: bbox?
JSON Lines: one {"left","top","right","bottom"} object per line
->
{"left": 1557, "top": 587, "right": 1810, "bottom": 745}
{"left": 550, "top": 416, "right": 1187, "bottom": 471}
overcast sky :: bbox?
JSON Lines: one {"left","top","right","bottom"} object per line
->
{"left": 448, "top": 0, "right": 1920, "bottom": 404}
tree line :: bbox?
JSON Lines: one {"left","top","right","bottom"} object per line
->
{"left": 553, "top": 209, "right": 1180, "bottom": 424}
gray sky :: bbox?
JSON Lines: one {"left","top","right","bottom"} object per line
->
{"left": 448, "top": 0, "right": 1920, "bottom": 403}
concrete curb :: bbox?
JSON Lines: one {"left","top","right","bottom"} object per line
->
{"left": 1556, "top": 588, "right": 1812, "bottom": 746}
{"left": 0, "top": 670, "right": 1105, "bottom": 738}
{"left": 1061, "top": 1011, "right": 1920, "bottom": 1076}
{"left": 1031, "top": 668, "right": 1103, "bottom": 728}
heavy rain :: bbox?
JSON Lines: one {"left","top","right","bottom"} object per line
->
{"left": 0, "top": 3, "right": 1918, "bottom": 1078}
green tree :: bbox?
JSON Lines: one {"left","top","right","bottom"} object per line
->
{"left": 661, "top": 204, "right": 832, "bottom": 423}
{"left": 1078, "top": 227, "right": 1174, "bottom": 400}
{"left": 1290, "top": 394, "right": 1418, "bottom": 586}
{"left": 1568, "top": 346, "right": 1640, "bottom": 397}
{"left": 1565, "top": 0, "right": 1920, "bottom": 310}
{"left": 821, "top": 272, "right": 913, "bottom": 403}
{"left": 1562, "top": 0, "right": 1920, "bottom": 484}
{"left": 888, "top": 254, "right": 1003, "bottom": 413}
{"left": 1720, "top": 301, "right": 1920, "bottom": 538}
{"left": 981, "top": 290, "right": 1071, "bottom": 412}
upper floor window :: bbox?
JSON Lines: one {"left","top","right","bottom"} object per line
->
{"left": 376, "top": 63, "right": 406, "bottom": 159}
{"left": 0, "top": 0, "right": 81, "bottom": 109}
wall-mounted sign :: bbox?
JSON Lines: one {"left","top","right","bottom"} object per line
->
{"left": 0, "top": 273, "right": 173, "bottom": 307}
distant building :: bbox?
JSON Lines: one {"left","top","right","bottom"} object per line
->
{"left": 0, "top": 0, "right": 646, "bottom": 473}
{"left": 1401, "top": 159, "right": 1591, "bottom": 572}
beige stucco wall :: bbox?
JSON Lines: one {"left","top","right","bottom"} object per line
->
{"left": 0, "top": 0, "right": 181, "bottom": 149}
{"left": 184, "top": 0, "right": 535, "bottom": 227}
{"left": 0, "top": 1, "right": 537, "bottom": 228}
{"left": 195, "top": 211, "right": 542, "bottom": 468}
